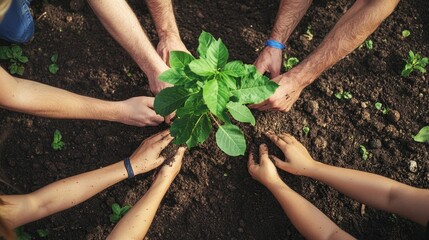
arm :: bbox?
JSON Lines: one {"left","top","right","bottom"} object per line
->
{"left": 252, "top": 0, "right": 400, "bottom": 112}
{"left": 0, "top": 130, "right": 174, "bottom": 228}
{"left": 87, "top": 0, "right": 170, "bottom": 95}
{"left": 146, "top": 0, "right": 189, "bottom": 64}
{"left": 107, "top": 147, "right": 186, "bottom": 239}
{"left": 248, "top": 144, "right": 354, "bottom": 240}
{"left": 265, "top": 132, "right": 429, "bottom": 226}
{"left": 0, "top": 67, "right": 163, "bottom": 126}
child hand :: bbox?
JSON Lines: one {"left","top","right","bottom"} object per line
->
{"left": 130, "top": 129, "right": 174, "bottom": 175}
{"left": 155, "top": 147, "right": 186, "bottom": 183}
{"left": 265, "top": 132, "right": 317, "bottom": 176}
{"left": 248, "top": 144, "right": 282, "bottom": 187}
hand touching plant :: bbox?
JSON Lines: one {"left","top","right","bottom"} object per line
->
{"left": 248, "top": 144, "right": 282, "bottom": 187}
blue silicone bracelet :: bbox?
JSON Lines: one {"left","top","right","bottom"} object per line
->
{"left": 123, "top": 157, "right": 135, "bottom": 179}
{"left": 265, "top": 39, "right": 286, "bottom": 50}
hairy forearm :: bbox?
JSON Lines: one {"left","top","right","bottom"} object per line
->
{"left": 146, "top": 0, "right": 180, "bottom": 39}
{"left": 266, "top": 180, "right": 353, "bottom": 240}
{"left": 2, "top": 161, "right": 127, "bottom": 227}
{"left": 295, "top": 0, "right": 399, "bottom": 86}
{"left": 107, "top": 178, "right": 172, "bottom": 239}
{"left": 308, "top": 162, "right": 429, "bottom": 226}
{"left": 270, "top": 0, "right": 312, "bottom": 43}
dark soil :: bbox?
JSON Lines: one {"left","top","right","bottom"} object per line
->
{"left": 1, "top": 0, "right": 428, "bottom": 239}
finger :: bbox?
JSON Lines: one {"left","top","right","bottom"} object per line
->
{"left": 253, "top": 61, "right": 267, "bottom": 75}
{"left": 249, "top": 100, "right": 268, "bottom": 109}
{"left": 270, "top": 155, "right": 288, "bottom": 171}
{"left": 144, "top": 97, "right": 155, "bottom": 108}
{"left": 173, "top": 147, "right": 186, "bottom": 163}
{"left": 248, "top": 152, "right": 256, "bottom": 169}
{"left": 154, "top": 132, "right": 174, "bottom": 152}
{"left": 257, "top": 102, "right": 275, "bottom": 111}
{"left": 147, "top": 129, "right": 170, "bottom": 142}
{"left": 259, "top": 144, "right": 270, "bottom": 163}
{"left": 155, "top": 156, "right": 166, "bottom": 167}
{"left": 264, "top": 132, "right": 287, "bottom": 149}
{"left": 279, "top": 133, "right": 294, "bottom": 144}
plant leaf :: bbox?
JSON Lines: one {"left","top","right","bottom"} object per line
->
{"left": 414, "top": 65, "right": 426, "bottom": 73}
{"left": 109, "top": 214, "right": 120, "bottom": 223}
{"left": 215, "top": 123, "right": 246, "bottom": 156}
{"left": 219, "top": 72, "right": 237, "bottom": 90}
{"left": 51, "top": 53, "right": 58, "bottom": 63}
{"left": 120, "top": 205, "right": 131, "bottom": 215}
{"left": 222, "top": 60, "right": 245, "bottom": 77}
{"left": 49, "top": 64, "right": 59, "bottom": 74}
{"left": 112, "top": 203, "right": 121, "bottom": 215}
{"left": 188, "top": 58, "right": 216, "bottom": 76}
{"left": 203, "top": 79, "right": 229, "bottom": 116}
{"left": 197, "top": 31, "right": 216, "bottom": 58}
{"left": 18, "top": 55, "right": 28, "bottom": 63}
{"left": 158, "top": 68, "right": 193, "bottom": 85}
{"left": 226, "top": 101, "right": 255, "bottom": 125}
{"left": 206, "top": 39, "right": 229, "bottom": 69}
{"left": 154, "top": 86, "right": 194, "bottom": 116}
{"left": 0, "top": 46, "right": 11, "bottom": 60}
{"left": 185, "top": 113, "right": 212, "bottom": 148}
{"left": 412, "top": 126, "right": 429, "bottom": 143}
{"left": 169, "top": 51, "right": 195, "bottom": 68}
{"left": 171, "top": 113, "right": 211, "bottom": 147}
{"left": 176, "top": 93, "right": 207, "bottom": 117}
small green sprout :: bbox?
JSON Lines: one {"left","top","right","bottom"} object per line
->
{"left": 283, "top": 54, "right": 299, "bottom": 71}
{"left": 334, "top": 91, "right": 352, "bottom": 100}
{"left": 359, "top": 145, "right": 369, "bottom": 160}
{"left": 110, "top": 203, "right": 131, "bottom": 223}
{"left": 16, "top": 227, "right": 31, "bottom": 240}
{"left": 0, "top": 45, "right": 28, "bottom": 76}
{"left": 412, "top": 125, "right": 429, "bottom": 143}
{"left": 37, "top": 229, "right": 49, "bottom": 238}
{"left": 49, "top": 53, "right": 59, "bottom": 74}
{"left": 303, "top": 25, "right": 313, "bottom": 41}
{"left": 51, "top": 129, "right": 65, "bottom": 150}
{"left": 374, "top": 102, "right": 389, "bottom": 115}
{"left": 401, "top": 30, "right": 410, "bottom": 38}
{"left": 302, "top": 126, "right": 310, "bottom": 136}
{"left": 365, "top": 39, "right": 373, "bottom": 50}
{"left": 401, "top": 50, "right": 428, "bottom": 77}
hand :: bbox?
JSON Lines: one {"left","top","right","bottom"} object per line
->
{"left": 250, "top": 72, "right": 304, "bottom": 112}
{"left": 264, "top": 131, "right": 316, "bottom": 176}
{"left": 253, "top": 47, "right": 283, "bottom": 78}
{"left": 118, "top": 96, "right": 164, "bottom": 127}
{"left": 154, "top": 147, "right": 186, "bottom": 183}
{"left": 248, "top": 144, "right": 282, "bottom": 187}
{"left": 156, "top": 35, "right": 190, "bottom": 66}
{"left": 129, "top": 129, "right": 174, "bottom": 175}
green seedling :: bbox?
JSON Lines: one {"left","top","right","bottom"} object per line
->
{"left": 364, "top": 39, "right": 373, "bottom": 50}
{"left": 359, "top": 145, "right": 369, "bottom": 160}
{"left": 0, "top": 45, "right": 28, "bottom": 76}
{"left": 110, "top": 203, "right": 131, "bottom": 223}
{"left": 16, "top": 227, "right": 31, "bottom": 240}
{"left": 412, "top": 125, "right": 429, "bottom": 143}
{"left": 303, "top": 25, "right": 313, "bottom": 41}
{"left": 334, "top": 91, "right": 352, "bottom": 100}
{"left": 154, "top": 31, "right": 278, "bottom": 156}
{"left": 302, "top": 126, "right": 310, "bottom": 136}
{"left": 402, "top": 30, "right": 410, "bottom": 38}
{"left": 283, "top": 54, "right": 299, "bottom": 72}
{"left": 49, "top": 53, "right": 59, "bottom": 74}
{"left": 401, "top": 50, "right": 428, "bottom": 77}
{"left": 37, "top": 229, "right": 49, "bottom": 238}
{"left": 374, "top": 102, "right": 389, "bottom": 115}
{"left": 51, "top": 129, "right": 65, "bottom": 150}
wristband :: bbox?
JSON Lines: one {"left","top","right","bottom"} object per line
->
{"left": 265, "top": 39, "right": 286, "bottom": 50}
{"left": 123, "top": 157, "right": 135, "bottom": 179}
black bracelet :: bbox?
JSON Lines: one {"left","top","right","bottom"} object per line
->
{"left": 123, "top": 157, "right": 135, "bottom": 179}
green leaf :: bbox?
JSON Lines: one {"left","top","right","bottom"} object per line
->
{"left": 8, "top": 63, "right": 18, "bottom": 74}
{"left": 334, "top": 92, "right": 342, "bottom": 99}
{"left": 37, "top": 229, "right": 49, "bottom": 237}
{"left": 112, "top": 203, "right": 121, "bottom": 215}
{"left": 215, "top": 124, "right": 246, "bottom": 156}
{"left": 0, "top": 46, "right": 11, "bottom": 60}
{"left": 412, "top": 126, "right": 429, "bottom": 143}
{"left": 401, "top": 67, "right": 412, "bottom": 77}
{"left": 409, "top": 50, "right": 415, "bottom": 60}
{"left": 197, "top": 31, "right": 216, "bottom": 58}
{"left": 420, "top": 57, "right": 428, "bottom": 66}
{"left": 185, "top": 114, "right": 212, "bottom": 148}
{"left": 154, "top": 86, "right": 194, "bottom": 116}
{"left": 374, "top": 102, "right": 383, "bottom": 110}
{"left": 414, "top": 65, "right": 426, "bottom": 73}
{"left": 120, "top": 205, "right": 131, "bottom": 215}
{"left": 226, "top": 101, "right": 255, "bottom": 125}
{"left": 359, "top": 145, "right": 369, "bottom": 160}
{"left": 402, "top": 30, "right": 410, "bottom": 38}
{"left": 15, "top": 227, "right": 31, "bottom": 240}
{"left": 219, "top": 72, "right": 237, "bottom": 90}
{"left": 343, "top": 91, "right": 352, "bottom": 100}
{"left": 158, "top": 68, "right": 193, "bottom": 85}
{"left": 11, "top": 45, "right": 22, "bottom": 58}
{"left": 222, "top": 60, "right": 245, "bottom": 77}
{"left": 18, "top": 55, "right": 28, "bottom": 63}
{"left": 206, "top": 39, "right": 229, "bottom": 69}
{"left": 49, "top": 64, "right": 59, "bottom": 74}
{"left": 303, "top": 126, "right": 310, "bottom": 136}
{"left": 51, "top": 53, "right": 58, "bottom": 63}
{"left": 169, "top": 51, "right": 195, "bottom": 68}
{"left": 109, "top": 214, "right": 120, "bottom": 223}
{"left": 176, "top": 93, "right": 207, "bottom": 117}
{"left": 189, "top": 58, "right": 216, "bottom": 76}
{"left": 203, "top": 79, "right": 229, "bottom": 116}
{"left": 17, "top": 65, "right": 25, "bottom": 76}
{"left": 171, "top": 113, "right": 211, "bottom": 147}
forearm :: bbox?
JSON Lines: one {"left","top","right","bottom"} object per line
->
{"left": 107, "top": 178, "right": 172, "bottom": 239}
{"left": 294, "top": 0, "right": 399, "bottom": 86}
{"left": 146, "top": 0, "right": 180, "bottom": 40}
{"left": 266, "top": 180, "right": 354, "bottom": 240}
{"left": 1, "top": 161, "right": 128, "bottom": 227}
{"left": 308, "top": 163, "right": 429, "bottom": 226}
{"left": 270, "top": 0, "right": 312, "bottom": 43}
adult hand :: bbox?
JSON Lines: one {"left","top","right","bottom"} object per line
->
{"left": 130, "top": 129, "right": 174, "bottom": 175}
{"left": 155, "top": 146, "right": 186, "bottom": 183}
{"left": 264, "top": 131, "right": 316, "bottom": 176}
{"left": 250, "top": 72, "right": 304, "bottom": 112}
{"left": 248, "top": 144, "right": 282, "bottom": 187}
{"left": 118, "top": 96, "right": 164, "bottom": 127}
{"left": 253, "top": 47, "right": 283, "bottom": 78}
{"left": 157, "top": 35, "right": 191, "bottom": 66}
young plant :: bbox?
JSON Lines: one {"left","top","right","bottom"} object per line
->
{"left": 0, "top": 45, "right": 29, "bottom": 76}
{"left": 334, "top": 91, "right": 352, "bottom": 100}
{"left": 37, "top": 229, "right": 49, "bottom": 238}
{"left": 110, "top": 203, "right": 131, "bottom": 223}
{"left": 402, "top": 30, "right": 410, "bottom": 38}
{"left": 401, "top": 50, "right": 428, "bottom": 77}
{"left": 364, "top": 39, "right": 373, "bottom": 50}
{"left": 49, "top": 53, "right": 59, "bottom": 74}
{"left": 15, "top": 227, "right": 31, "bottom": 240}
{"left": 374, "top": 102, "right": 389, "bottom": 114}
{"left": 303, "top": 25, "right": 313, "bottom": 41}
{"left": 359, "top": 144, "right": 369, "bottom": 160}
{"left": 51, "top": 129, "right": 65, "bottom": 150}
{"left": 412, "top": 125, "right": 429, "bottom": 143}
{"left": 302, "top": 126, "right": 310, "bottom": 136}
{"left": 283, "top": 54, "right": 299, "bottom": 72}
{"left": 154, "top": 31, "right": 278, "bottom": 156}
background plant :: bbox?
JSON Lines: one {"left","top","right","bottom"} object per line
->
{"left": 0, "top": 45, "right": 29, "bottom": 76}
{"left": 283, "top": 54, "right": 299, "bottom": 72}
{"left": 110, "top": 203, "right": 131, "bottom": 223}
{"left": 51, "top": 129, "right": 65, "bottom": 150}
{"left": 402, "top": 30, "right": 410, "bottom": 38}
{"left": 154, "top": 31, "right": 278, "bottom": 156}
{"left": 334, "top": 91, "right": 352, "bottom": 100}
{"left": 412, "top": 126, "right": 429, "bottom": 143}
{"left": 374, "top": 102, "right": 389, "bottom": 115}
{"left": 401, "top": 50, "right": 428, "bottom": 77}
{"left": 49, "top": 53, "right": 59, "bottom": 74}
